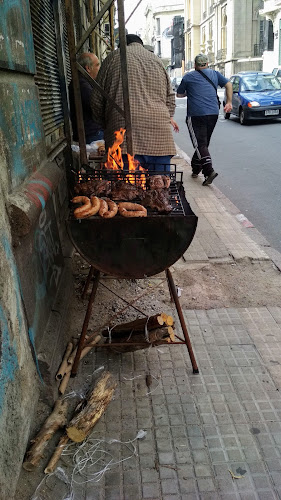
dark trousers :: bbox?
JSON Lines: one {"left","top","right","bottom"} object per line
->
{"left": 186, "top": 115, "right": 218, "bottom": 177}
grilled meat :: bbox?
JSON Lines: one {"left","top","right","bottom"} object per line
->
{"left": 142, "top": 189, "right": 172, "bottom": 213}
{"left": 74, "top": 179, "right": 111, "bottom": 197}
{"left": 148, "top": 175, "right": 171, "bottom": 190}
{"left": 111, "top": 180, "right": 144, "bottom": 201}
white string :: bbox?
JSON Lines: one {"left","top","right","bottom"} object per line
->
{"left": 60, "top": 430, "right": 147, "bottom": 492}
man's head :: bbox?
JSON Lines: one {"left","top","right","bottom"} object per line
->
{"left": 126, "top": 34, "right": 143, "bottom": 46}
{"left": 194, "top": 53, "right": 209, "bottom": 69}
{"left": 78, "top": 52, "right": 100, "bottom": 79}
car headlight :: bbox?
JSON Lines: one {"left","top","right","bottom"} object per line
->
{"left": 247, "top": 101, "right": 260, "bottom": 108}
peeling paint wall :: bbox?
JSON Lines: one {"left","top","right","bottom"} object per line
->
{"left": 0, "top": 0, "right": 69, "bottom": 497}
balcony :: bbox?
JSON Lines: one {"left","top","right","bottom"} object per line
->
{"left": 254, "top": 43, "right": 264, "bottom": 56}
{"left": 217, "top": 48, "right": 226, "bottom": 60}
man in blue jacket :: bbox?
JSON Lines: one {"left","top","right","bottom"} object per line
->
{"left": 177, "top": 54, "right": 232, "bottom": 185}
{"left": 69, "top": 53, "right": 104, "bottom": 144}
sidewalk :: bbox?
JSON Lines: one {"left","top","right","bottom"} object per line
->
{"left": 17, "top": 154, "right": 281, "bottom": 500}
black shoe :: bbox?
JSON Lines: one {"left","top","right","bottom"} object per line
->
{"left": 191, "top": 173, "right": 198, "bottom": 178}
{"left": 202, "top": 172, "right": 218, "bottom": 186}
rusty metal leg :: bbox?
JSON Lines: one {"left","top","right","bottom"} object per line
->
{"left": 71, "top": 269, "right": 101, "bottom": 376}
{"left": 165, "top": 268, "right": 199, "bottom": 374}
{"left": 81, "top": 265, "right": 94, "bottom": 299}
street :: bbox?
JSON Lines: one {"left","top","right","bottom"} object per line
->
{"left": 174, "top": 95, "right": 281, "bottom": 253}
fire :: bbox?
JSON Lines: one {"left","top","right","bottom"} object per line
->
{"left": 105, "top": 128, "right": 147, "bottom": 187}
{"left": 105, "top": 128, "right": 126, "bottom": 170}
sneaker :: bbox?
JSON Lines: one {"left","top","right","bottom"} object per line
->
{"left": 191, "top": 173, "right": 198, "bottom": 178}
{"left": 202, "top": 171, "right": 218, "bottom": 186}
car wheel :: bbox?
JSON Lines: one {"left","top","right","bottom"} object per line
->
{"left": 239, "top": 108, "right": 247, "bottom": 125}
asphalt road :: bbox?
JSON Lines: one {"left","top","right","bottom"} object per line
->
{"left": 173, "top": 96, "right": 281, "bottom": 253}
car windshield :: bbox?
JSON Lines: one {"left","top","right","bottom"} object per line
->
{"left": 240, "top": 75, "right": 281, "bottom": 91}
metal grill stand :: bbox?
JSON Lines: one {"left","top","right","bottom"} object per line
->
{"left": 71, "top": 266, "right": 199, "bottom": 376}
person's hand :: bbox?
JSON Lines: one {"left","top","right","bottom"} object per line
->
{"left": 224, "top": 102, "right": 232, "bottom": 113}
{"left": 171, "top": 118, "right": 179, "bottom": 132}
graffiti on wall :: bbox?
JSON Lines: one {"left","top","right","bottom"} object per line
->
{"left": 0, "top": 83, "right": 44, "bottom": 189}
{"left": 0, "top": 0, "right": 36, "bottom": 73}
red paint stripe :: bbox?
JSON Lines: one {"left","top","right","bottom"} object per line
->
{"left": 27, "top": 183, "right": 49, "bottom": 201}
{"left": 34, "top": 175, "right": 53, "bottom": 188}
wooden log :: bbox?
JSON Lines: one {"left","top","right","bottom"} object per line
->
{"left": 161, "top": 313, "right": 174, "bottom": 327}
{"left": 23, "top": 399, "right": 68, "bottom": 471}
{"left": 55, "top": 342, "right": 73, "bottom": 380}
{"left": 44, "top": 435, "right": 69, "bottom": 474}
{"left": 102, "top": 314, "right": 164, "bottom": 338}
{"left": 58, "top": 371, "right": 71, "bottom": 395}
{"left": 107, "top": 326, "right": 174, "bottom": 353}
{"left": 62, "top": 334, "right": 102, "bottom": 379}
{"left": 66, "top": 371, "right": 117, "bottom": 443}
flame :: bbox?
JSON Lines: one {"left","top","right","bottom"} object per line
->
{"left": 105, "top": 128, "right": 126, "bottom": 170}
{"left": 104, "top": 128, "right": 147, "bottom": 188}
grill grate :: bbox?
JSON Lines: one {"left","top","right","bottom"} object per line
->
{"left": 72, "top": 165, "right": 186, "bottom": 217}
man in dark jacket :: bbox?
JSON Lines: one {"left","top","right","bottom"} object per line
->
{"left": 68, "top": 52, "right": 104, "bottom": 144}
{"left": 177, "top": 53, "right": 232, "bottom": 185}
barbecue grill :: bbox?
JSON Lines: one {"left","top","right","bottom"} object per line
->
{"left": 67, "top": 166, "right": 198, "bottom": 278}
{"left": 67, "top": 165, "right": 199, "bottom": 376}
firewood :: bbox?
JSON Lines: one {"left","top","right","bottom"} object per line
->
{"left": 23, "top": 399, "right": 68, "bottom": 471}
{"left": 66, "top": 371, "right": 117, "bottom": 443}
{"left": 44, "top": 434, "right": 69, "bottom": 474}
{"left": 62, "top": 334, "right": 102, "bottom": 379}
{"left": 161, "top": 313, "right": 174, "bottom": 327}
{"left": 55, "top": 342, "right": 73, "bottom": 380}
{"left": 58, "top": 371, "right": 71, "bottom": 395}
{"left": 102, "top": 314, "right": 164, "bottom": 338}
{"left": 107, "top": 326, "right": 174, "bottom": 353}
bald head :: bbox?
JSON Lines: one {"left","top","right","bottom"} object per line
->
{"left": 78, "top": 52, "right": 100, "bottom": 80}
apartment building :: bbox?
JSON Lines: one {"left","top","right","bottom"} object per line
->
{"left": 143, "top": 0, "right": 184, "bottom": 74}
{"left": 184, "top": 0, "right": 265, "bottom": 77}
{"left": 260, "top": 0, "right": 281, "bottom": 71}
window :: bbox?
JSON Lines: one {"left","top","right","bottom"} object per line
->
{"left": 232, "top": 77, "right": 240, "bottom": 92}
{"left": 157, "top": 40, "right": 161, "bottom": 56}
{"left": 156, "top": 18, "right": 160, "bottom": 36}
{"left": 221, "top": 6, "right": 227, "bottom": 50}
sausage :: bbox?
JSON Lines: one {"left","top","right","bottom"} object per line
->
{"left": 99, "top": 199, "right": 108, "bottom": 217}
{"left": 72, "top": 196, "right": 92, "bottom": 218}
{"left": 102, "top": 198, "right": 118, "bottom": 218}
{"left": 89, "top": 196, "right": 101, "bottom": 216}
{"left": 118, "top": 202, "right": 147, "bottom": 218}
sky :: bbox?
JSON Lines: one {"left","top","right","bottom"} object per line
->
{"left": 122, "top": 0, "right": 146, "bottom": 34}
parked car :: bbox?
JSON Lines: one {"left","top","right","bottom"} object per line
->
{"left": 172, "top": 77, "right": 182, "bottom": 92}
{"left": 272, "top": 67, "right": 281, "bottom": 82}
{"left": 223, "top": 71, "right": 281, "bottom": 124}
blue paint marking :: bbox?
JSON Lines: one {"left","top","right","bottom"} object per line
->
{"left": 1, "top": 235, "right": 43, "bottom": 383}
{"left": 1, "top": 0, "right": 36, "bottom": 72}
{"left": 1, "top": 236, "right": 23, "bottom": 333}
{"left": 28, "top": 180, "right": 52, "bottom": 195}
{"left": 0, "top": 305, "right": 19, "bottom": 414}
{"left": 0, "top": 83, "right": 43, "bottom": 183}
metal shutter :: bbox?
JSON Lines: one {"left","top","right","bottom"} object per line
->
{"left": 30, "top": 0, "right": 64, "bottom": 151}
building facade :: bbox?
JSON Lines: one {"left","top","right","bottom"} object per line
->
{"left": 260, "top": 0, "right": 281, "bottom": 71}
{"left": 184, "top": 0, "right": 265, "bottom": 77}
{"left": 143, "top": 0, "right": 184, "bottom": 76}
